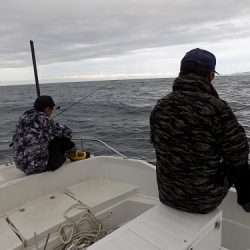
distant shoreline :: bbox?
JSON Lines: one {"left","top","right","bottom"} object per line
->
{"left": 1, "top": 74, "right": 250, "bottom": 87}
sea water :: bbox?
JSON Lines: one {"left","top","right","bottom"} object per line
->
{"left": 0, "top": 76, "right": 249, "bottom": 163}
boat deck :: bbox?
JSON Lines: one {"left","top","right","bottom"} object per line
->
{"left": 1, "top": 177, "right": 158, "bottom": 249}
{"left": 0, "top": 157, "right": 248, "bottom": 249}
{"left": 88, "top": 203, "right": 222, "bottom": 250}
{"left": 0, "top": 162, "right": 25, "bottom": 186}
{"left": 0, "top": 176, "right": 223, "bottom": 250}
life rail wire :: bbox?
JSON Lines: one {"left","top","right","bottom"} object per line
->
{"left": 73, "top": 138, "right": 127, "bottom": 159}
{"left": 52, "top": 84, "right": 107, "bottom": 119}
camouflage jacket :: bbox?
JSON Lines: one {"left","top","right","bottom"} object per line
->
{"left": 150, "top": 74, "right": 249, "bottom": 213}
{"left": 12, "top": 108, "right": 73, "bottom": 175}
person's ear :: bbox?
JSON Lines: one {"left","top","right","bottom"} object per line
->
{"left": 207, "top": 71, "right": 215, "bottom": 82}
{"left": 43, "top": 107, "right": 53, "bottom": 117}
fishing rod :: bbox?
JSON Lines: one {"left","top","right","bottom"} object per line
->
{"left": 30, "top": 41, "right": 247, "bottom": 120}
{"left": 30, "top": 40, "right": 41, "bottom": 97}
{"left": 29, "top": 40, "right": 108, "bottom": 117}
{"left": 52, "top": 84, "right": 106, "bottom": 119}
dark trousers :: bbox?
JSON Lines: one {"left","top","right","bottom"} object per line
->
{"left": 46, "top": 137, "right": 75, "bottom": 171}
{"left": 217, "top": 161, "right": 250, "bottom": 206}
{"left": 234, "top": 163, "right": 250, "bottom": 206}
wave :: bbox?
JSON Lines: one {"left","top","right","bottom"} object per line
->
{"left": 1, "top": 76, "right": 250, "bottom": 163}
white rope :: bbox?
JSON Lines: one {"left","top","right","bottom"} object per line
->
{"left": 54, "top": 191, "right": 111, "bottom": 250}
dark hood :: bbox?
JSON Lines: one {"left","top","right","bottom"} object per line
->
{"left": 173, "top": 73, "right": 219, "bottom": 99}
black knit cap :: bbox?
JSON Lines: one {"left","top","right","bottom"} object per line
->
{"left": 34, "top": 95, "right": 55, "bottom": 111}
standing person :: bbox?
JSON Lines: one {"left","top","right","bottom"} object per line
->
{"left": 150, "top": 48, "right": 250, "bottom": 213}
{"left": 11, "top": 95, "right": 75, "bottom": 175}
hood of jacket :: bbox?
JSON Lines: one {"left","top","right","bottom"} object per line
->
{"left": 173, "top": 73, "right": 219, "bottom": 99}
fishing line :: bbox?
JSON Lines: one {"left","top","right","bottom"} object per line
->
{"left": 52, "top": 84, "right": 106, "bottom": 119}
{"left": 54, "top": 94, "right": 248, "bottom": 118}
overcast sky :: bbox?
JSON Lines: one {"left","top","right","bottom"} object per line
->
{"left": 1, "top": 0, "right": 250, "bottom": 85}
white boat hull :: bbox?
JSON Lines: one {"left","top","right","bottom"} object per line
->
{"left": 0, "top": 157, "right": 249, "bottom": 249}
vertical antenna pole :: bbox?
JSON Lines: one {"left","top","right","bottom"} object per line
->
{"left": 30, "top": 40, "right": 41, "bottom": 97}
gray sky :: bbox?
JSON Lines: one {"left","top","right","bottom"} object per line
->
{"left": 1, "top": 0, "right": 250, "bottom": 85}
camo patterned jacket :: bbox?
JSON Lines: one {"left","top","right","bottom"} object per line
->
{"left": 150, "top": 74, "right": 249, "bottom": 213}
{"left": 12, "top": 108, "right": 73, "bottom": 175}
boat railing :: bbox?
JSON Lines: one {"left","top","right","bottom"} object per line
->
{"left": 72, "top": 137, "right": 127, "bottom": 159}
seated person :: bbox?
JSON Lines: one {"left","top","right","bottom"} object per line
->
{"left": 11, "top": 95, "right": 75, "bottom": 175}
{"left": 150, "top": 48, "right": 250, "bottom": 213}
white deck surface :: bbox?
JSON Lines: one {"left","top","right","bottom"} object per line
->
{"left": 7, "top": 179, "right": 139, "bottom": 247}
{"left": 0, "top": 162, "right": 25, "bottom": 186}
{"left": 220, "top": 188, "right": 250, "bottom": 250}
{"left": 89, "top": 204, "right": 222, "bottom": 250}
{"left": 7, "top": 191, "right": 76, "bottom": 246}
{"left": 1, "top": 157, "right": 247, "bottom": 249}
{"left": 0, "top": 217, "right": 22, "bottom": 250}
{"left": 67, "top": 178, "right": 138, "bottom": 213}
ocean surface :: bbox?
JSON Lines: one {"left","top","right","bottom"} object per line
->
{"left": 0, "top": 76, "right": 250, "bottom": 164}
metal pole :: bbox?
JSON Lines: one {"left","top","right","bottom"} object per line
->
{"left": 30, "top": 40, "right": 41, "bottom": 97}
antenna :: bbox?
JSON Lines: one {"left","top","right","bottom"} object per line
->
{"left": 30, "top": 40, "right": 41, "bottom": 97}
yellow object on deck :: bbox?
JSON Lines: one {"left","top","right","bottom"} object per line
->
{"left": 69, "top": 150, "right": 90, "bottom": 161}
